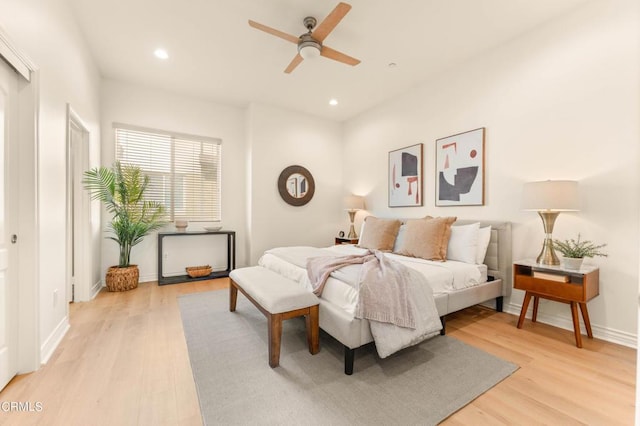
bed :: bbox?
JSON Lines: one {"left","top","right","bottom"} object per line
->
{"left": 258, "top": 219, "right": 512, "bottom": 374}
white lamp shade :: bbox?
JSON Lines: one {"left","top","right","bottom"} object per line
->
{"left": 299, "top": 44, "right": 321, "bottom": 60}
{"left": 522, "top": 180, "right": 579, "bottom": 211}
{"left": 344, "top": 195, "right": 365, "bottom": 211}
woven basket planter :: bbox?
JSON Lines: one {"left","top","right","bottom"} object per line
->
{"left": 186, "top": 265, "right": 212, "bottom": 278}
{"left": 105, "top": 265, "right": 139, "bottom": 292}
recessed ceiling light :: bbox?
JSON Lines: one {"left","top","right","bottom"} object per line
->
{"left": 154, "top": 48, "right": 169, "bottom": 60}
{"left": 329, "top": 99, "right": 339, "bottom": 106}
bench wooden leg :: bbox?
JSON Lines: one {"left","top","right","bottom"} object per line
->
{"left": 230, "top": 275, "right": 319, "bottom": 367}
{"left": 306, "top": 305, "right": 320, "bottom": 355}
{"left": 268, "top": 313, "right": 283, "bottom": 368}
{"left": 229, "top": 280, "right": 238, "bottom": 312}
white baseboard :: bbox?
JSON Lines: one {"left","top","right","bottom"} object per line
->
{"left": 139, "top": 273, "right": 156, "bottom": 283}
{"left": 505, "top": 303, "right": 636, "bottom": 349}
{"left": 40, "top": 316, "right": 70, "bottom": 365}
{"left": 90, "top": 280, "right": 102, "bottom": 299}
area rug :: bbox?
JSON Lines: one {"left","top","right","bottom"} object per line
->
{"left": 179, "top": 290, "right": 518, "bottom": 425}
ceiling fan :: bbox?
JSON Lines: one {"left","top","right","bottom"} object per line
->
{"left": 248, "top": 2, "right": 361, "bottom": 74}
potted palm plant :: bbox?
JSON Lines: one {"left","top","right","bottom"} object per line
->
{"left": 83, "top": 161, "right": 167, "bottom": 291}
{"left": 553, "top": 234, "right": 607, "bottom": 270}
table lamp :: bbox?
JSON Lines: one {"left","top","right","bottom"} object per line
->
{"left": 344, "top": 195, "right": 365, "bottom": 239}
{"left": 522, "top": 180, "right": 579, "bottom": 265}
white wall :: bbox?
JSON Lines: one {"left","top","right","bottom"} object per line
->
{"left": 100, "top": 86, "right": 344, "bottom": 279}
{"left": 343, "top": 0, "right": 639, "bottom": 344}
{"left": 247, "top": 103, "right": 344, "bottom": 263}
{"left": 0, "top": 0, "right": 102, "bottom": 361}
{"left": 100, "top": 80, "right": 248, "bottom": 281}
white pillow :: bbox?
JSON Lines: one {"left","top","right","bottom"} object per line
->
{"left": 476, "top": 226, "right": 492, "bottom": 264}
{"left": 357, "top": 221, "right": 366, "bottom": 243}
{"left": 447, "top": 222, "right": 480, "bottom": 264}
{"left": 392, "top": 224, "right": 407, "bottom": 253}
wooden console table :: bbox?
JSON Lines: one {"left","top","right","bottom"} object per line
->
{"left": 513, "top": 260, "right": 599, "bottom": 348}
{"left": 157, "top": 230, "right": 235, "bottom": 285}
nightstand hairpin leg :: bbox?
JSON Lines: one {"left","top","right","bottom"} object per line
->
{"left": 579, "top": 302, "right": 593, "bottom": 338}
{"left": 517, "top": 292, "right": 532, "bottom": 329}
{"left": 570, "top": 302, "right": 583, "bottom": 348}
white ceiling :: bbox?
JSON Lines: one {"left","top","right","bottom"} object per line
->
{"left": 68, "top": 0, "right": 587, "bottom": 121}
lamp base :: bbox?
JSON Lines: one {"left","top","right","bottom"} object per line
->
{"left": 536, "top": 211, "right": 560, "bottom": 265}
{"left": 536, "top": 236, "right": 560, "bottom": 265}
{"left": 347, "top": 210, "right": 358, "bottom": 239}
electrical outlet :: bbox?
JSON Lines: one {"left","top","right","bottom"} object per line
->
{"left": 164, "top": 252, "right": 169, "bottom": 259}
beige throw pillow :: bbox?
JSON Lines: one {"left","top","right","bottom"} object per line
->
{"left": 396, "top": 216, "right": 457, "bottom": 261}
{"left": 357, "top": 217, "right": 402, "bottom": 251}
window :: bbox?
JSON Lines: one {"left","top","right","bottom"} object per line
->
{"left": 114, "top": 123, "right": 221, "bottom": 221}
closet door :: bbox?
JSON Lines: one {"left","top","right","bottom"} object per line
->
{"left": 0, "top": 57, "right": 19, "bottom": 391}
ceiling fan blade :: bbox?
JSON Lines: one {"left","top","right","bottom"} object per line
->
{"left": 321, "top": 46, "right": 360, "bottom": 66}
{"left": 284, "top": 54, "right": 304, "bottom": 73}
{"left": 312, "top": 2, "right": 352, "bottom": 42}
{"left": 248, "top": 20, "right": 299, "bottom": 44}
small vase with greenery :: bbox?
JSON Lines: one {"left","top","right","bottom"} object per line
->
{"left": 553, "top": 234, "right": 607, "bottom": 269}
{"left": 83, "top": 161, "right": 167, "bottom": 291}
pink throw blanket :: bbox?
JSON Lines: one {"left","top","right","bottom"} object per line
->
{"left": 307, "top": 250, "right": 416, "bottom": 329}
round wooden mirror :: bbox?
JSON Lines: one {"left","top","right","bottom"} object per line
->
{"left": 278, "top": 165, "right": 315, "bottom": 206}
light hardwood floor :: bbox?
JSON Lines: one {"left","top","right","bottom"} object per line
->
{"left": 0, "top": 279, "right": 635, "bottom": 425}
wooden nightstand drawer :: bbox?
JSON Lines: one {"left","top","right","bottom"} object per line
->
{"left": 514, "top": 274, "right": 583, "bottom": 301}
{"left": 513, "top": 263, "right": 598, "bottom": 303}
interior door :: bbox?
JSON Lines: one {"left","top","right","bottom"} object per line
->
{"left": 66, "top": 109, "right": 90, "bottom": 302}
{"left": 68, "top": 121, "right": 84, "bottom": 303}
{"left": 0, "top": 58, "right": 19, "bottom": 390}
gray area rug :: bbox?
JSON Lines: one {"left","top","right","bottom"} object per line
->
{"left": 179, "top": 290, "right": 518, "bottom": 425}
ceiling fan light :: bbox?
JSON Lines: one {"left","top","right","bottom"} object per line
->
{"left": 298, "top": 41, "right": 321, "bottom": 60}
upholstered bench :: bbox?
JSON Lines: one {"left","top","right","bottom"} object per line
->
{"left": 229, "top": 266, "right": 320, "bottom": 368}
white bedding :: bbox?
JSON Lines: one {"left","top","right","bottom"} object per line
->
{"left": 260, "top": 246, "right": 445, "bottom": 358}
{"left": 258, "top": 245, "right": 486, "bottom": 317}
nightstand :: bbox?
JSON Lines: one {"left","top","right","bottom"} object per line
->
{"left": 513, "top": 260, "right": 599, "bottom": 348}
{"left": 335, "top": 237, "right": 359, "bottom": 245}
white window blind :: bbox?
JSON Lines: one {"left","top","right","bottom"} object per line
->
{"left": 114, "top": 124, "right": 221, "bottom": 221}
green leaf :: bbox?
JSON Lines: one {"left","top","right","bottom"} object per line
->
{"left": 552, "top": 234, "right": 608, "bottom": 258}
{"left": 83, "top": 161, "right": 168, "bottom": 267}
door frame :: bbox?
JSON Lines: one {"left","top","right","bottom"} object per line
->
{"left": 66, "top": 105, "right": 91, "bottom": 302}
{"left": 0, "top": 29, "right": 39, "bottom": 374}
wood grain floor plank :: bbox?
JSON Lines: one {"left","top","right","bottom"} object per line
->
{"left": 0, "top": 280, "right": 634, "bottom": 425}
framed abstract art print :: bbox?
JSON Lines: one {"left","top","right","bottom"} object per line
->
{"left": 389, "top": 143, "right": 423, "bottom": 207}
{"left": 435, "top": 128, "right": 485, "bottom": 206}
